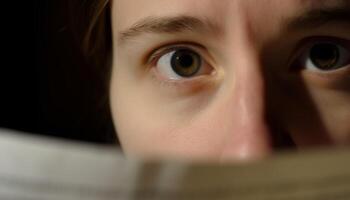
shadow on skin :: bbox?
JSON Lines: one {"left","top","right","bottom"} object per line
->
{"left": 262, "top": 47, "right": 332, "bottom": 150}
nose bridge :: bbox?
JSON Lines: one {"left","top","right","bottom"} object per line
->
{"left": 235, "top": 56, "right": 266, "bottom": 126}
{"left": 219, "top": 46, "right": 273, "bottom": 162}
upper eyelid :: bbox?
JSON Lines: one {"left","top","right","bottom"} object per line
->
{"left": 287, "top": 36, "right": 350, "bottom": 70}
{"left": 299, "top": 36, "right": 350, "bottom": 52}
{"left": 145, "top": 37, "right": 350, "bottom": 71}
{"left": 146, "top": 42, "right": 207, "bottom": 64}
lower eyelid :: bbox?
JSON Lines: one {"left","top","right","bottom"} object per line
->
{"left": 154, "top": 69, "right": 222, "bottom": 95}
{"left": 302, "top": 65, "right": 350, "bottom": 88}
{"left": 149, "top": 68, "right": 218, "bottom": 96}
{"left": 151, "top": 67, "right": 211, "bottom": 84}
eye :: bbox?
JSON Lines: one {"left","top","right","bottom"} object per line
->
{"left": 300, "top": 41, "right": 350, "bottom": 72}
{"left": 154, "top": 47, "right": 213, "bottom": 80}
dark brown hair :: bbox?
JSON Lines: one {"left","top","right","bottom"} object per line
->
{"left": 68, "top": 0, "right": 118, "bottom": 144}
{"left": 70, "top": 0, "right": 112, "bottom": 76}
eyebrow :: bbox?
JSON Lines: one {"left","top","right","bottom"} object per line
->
{"left": 118, "top": 16, "right": 221, "bottom": 44}
{"left": 118, "top": 4, "right": 350, "bottom": 44}
{"left": 286, "top": 5, "right": 350, "bottom": 31}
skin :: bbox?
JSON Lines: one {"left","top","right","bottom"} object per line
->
{"left": 110, "top": 0, "right": 350, "bottom": 162}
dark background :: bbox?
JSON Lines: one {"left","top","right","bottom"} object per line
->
{"left": 0, "top": 1, "right": 116, "bottom": 145}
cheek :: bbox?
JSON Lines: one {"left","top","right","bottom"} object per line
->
{"left": 266, "top": 79, "right": 332, "bottom": 146}
{"left": 308, "top": 88, "right": 350, "bottom": 144}
{"left": 110, "top": 70, "right": 229, "bottom": 160}
{"left": 273, "top": 79, "right": 350, "bottom": 146}
{"left": 112, "top": 101, "right": 228, "bottom": 160}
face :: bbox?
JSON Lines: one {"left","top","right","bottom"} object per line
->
{"left": 110, "top": 0, "right": 350, "bottom": 162}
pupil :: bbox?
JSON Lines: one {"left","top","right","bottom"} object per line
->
{"left": 178, "top": 54, "right": 194, "bottom": 68}
{"left": 171, "top": 49, "right": 201, "bottom": 77}
{"left": 310, "top": 43, "right": 339, "bottom": 70}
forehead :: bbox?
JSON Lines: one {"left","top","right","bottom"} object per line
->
{"left": 113, "top": 0, "right": 345, "bottom": 30}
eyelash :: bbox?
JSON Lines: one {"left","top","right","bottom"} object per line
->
{"left": 146, "top": 42, "right": 205, "bottom": 65}
{"left": 290, "top": 36, "right": 350, "bottom": 77}
{"left": 145, "top": 42, "right": 216, "bottom": 88}
{"left": 145, "top": 36, "right": 350, "bottom": 88}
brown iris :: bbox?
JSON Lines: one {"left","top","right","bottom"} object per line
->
{"left": 171, "top": 49, "right": 201, "bottom": 77}
{"left": 310, "top": 43, "right": 340, "bottom": 70}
